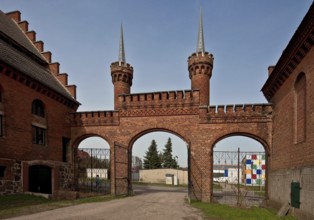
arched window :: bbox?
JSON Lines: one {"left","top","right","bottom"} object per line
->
{"left": 294, "top": 73, "right": 306, "bottom": 143}
{"left": 32, "top": 99, "right": 45, "bottom": 117}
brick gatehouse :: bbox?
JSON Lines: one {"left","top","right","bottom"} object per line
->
{"left": 1, "top": 3, "right": 314, "bottom": 219}
{"left": 70, "top": 14, "right": 272, "bottom": 202}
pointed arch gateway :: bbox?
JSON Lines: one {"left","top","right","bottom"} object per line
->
{"left": 70, "top": 10, "right": 272, "bottom": 202}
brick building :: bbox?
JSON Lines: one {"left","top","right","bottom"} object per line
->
{"left": 0, "top": 2, "right": 313, "bottom": 219}
{"left": 0, "top": 10, "right": 79, "bottom": 197}
{"left": 262, "top": 3, "right": 314, "bottom": 219}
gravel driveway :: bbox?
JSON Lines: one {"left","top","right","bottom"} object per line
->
{"left": 8, "top": 185, "right": 204, "bottom": 220}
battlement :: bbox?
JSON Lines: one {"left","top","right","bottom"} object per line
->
{"left": 199, "top": 103, "right": 272, "bottom": 123}
{"left": 110, "top": 61, "right": 133, "bottom": 69}
{"left": 70, "top": 111, "right": 119, "bottom": 127}
{"left": 118, "top": 90, "right": 200, "bottom": 109}
{"left": 110, "top": 62, "right": 133, "bottom": 86}
{"left": 188, "top": 52, "right": 214, "bottom": 79}
{"left": 188, "top": 51, "right": 214, "bottom": 62}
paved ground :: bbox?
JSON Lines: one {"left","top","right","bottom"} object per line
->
{"left": 8, "top": 185, "right": 205, "bottom": 220}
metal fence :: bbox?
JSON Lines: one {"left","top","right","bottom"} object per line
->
{"left": 212, "top": 149, "right": 266, "bottom": 207}
{"left": 77, "top": 148, "right": 111, "bottom": 194}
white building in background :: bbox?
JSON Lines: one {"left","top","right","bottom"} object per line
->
{"left": 213, "top": 164, "right": 242, "bottom": 184}
{"left": 86, "top": 168, "right": 108, "bottom": 179}
{"left": 139, "top": 168, "right": 188, "bottom": 185}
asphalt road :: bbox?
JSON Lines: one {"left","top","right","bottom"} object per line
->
{"left": 8, "top": 185, "right": 204, "bottom": 220}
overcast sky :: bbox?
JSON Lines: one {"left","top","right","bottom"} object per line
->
{"left": 1, "top": 0, "right": 312, "bottom": 166}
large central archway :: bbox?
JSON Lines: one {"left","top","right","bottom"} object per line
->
{"left": 129, "top": 129, "right": 190, "bottom": 196}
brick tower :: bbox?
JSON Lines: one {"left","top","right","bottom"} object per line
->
{"left": 188, "top": 11, "right": 214, "bottom": 106}
{"left": 110, "top": 25, "right": 133, "bottom": 110}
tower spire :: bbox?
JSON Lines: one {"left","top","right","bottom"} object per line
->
{"left": 111, "top": 24, "right": 133, "bottom": 110}
{"left": 188, "top": 9, "right": 213, "bottom": 106}
{"left": 119, "top": 24, "right": 126, "bottom": 64}
{"left": 196, "top": 9, "right": 205, "bottom": 54}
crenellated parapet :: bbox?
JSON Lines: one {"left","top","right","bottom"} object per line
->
{"left": 188, "top": 52, "right": 213, "bottom": 79}
{"left": 110, "top": 61, "right": 133, "bottom": 85}
{"left": 118, "top": 90, "right": 200, "bottom": 117}
{"left": 199, "top": 103, "right": 272, "bottom": 124}
{"left": 70, "top": 111, "right": 120, "bottom": 127}
{"left": 5, "top": 11, "right": 77, "bottom": 99}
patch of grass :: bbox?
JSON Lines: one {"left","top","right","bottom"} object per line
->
{"left": 191, "top": 202, "right": 296, "bottom": 220}
{"left": 0, "top": 194, "right": 118, "bottom": 219}
{"left": 0, "top": 194, "right": 52, "bottom": 210}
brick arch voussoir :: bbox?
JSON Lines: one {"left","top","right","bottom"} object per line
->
{"left": 211, "top": 132, "right": 270, "bottom": 155}
{"left": 27, "top": 160, "right": 56, "bottom": 168}
{"left": 71, "top": 133, "right": 112, "bottom": 151}
{"left": 128, "top": 127, "right": 191, "bottom": 151}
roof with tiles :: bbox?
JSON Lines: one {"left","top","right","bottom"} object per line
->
{"left": 0, "top": 10, "right": 78, "bottom": 103}
{"left": 0, "top": 10, "right": 46, "bottom": 63}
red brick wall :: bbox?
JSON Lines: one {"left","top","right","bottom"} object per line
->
{"left": 270, "top": 46, "right": 314, "bottom": 170}
{"left": 0, "top": 65, "right": 75, "bottom": 162}
{"left": 71, "top": 104, "right": 272, "bottom": 201}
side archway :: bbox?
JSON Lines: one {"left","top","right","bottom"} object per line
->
{"left": 211, "top": 132, "right": 270, "bottom": 206}
{"left": 72, "top": 134, "right": 111, "bottom": 194}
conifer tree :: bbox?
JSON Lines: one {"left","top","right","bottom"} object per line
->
{"left": 143, "top": 139, "right": 162, "bottom": 169}
{"left": 162, "top": 137, "right": 178, "bottom": 168}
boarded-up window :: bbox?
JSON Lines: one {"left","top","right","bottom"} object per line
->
{"left": 294, "top": 73, "right": 306, "bottom": 143}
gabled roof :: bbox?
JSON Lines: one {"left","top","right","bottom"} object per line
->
{"left": 0, "top": 10, "right": 78, "bottom": 103}
{"left": 0, "top": 10, "right": 46, "bottom": 64}
{"left": 0, "top": 39, "right": 76, "bottom": 101}
{"left": 262, "top": 3, "right": 314, "bottom": 101}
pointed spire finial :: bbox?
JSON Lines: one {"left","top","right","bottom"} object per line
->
{"left": 119, "top": 24, "right": 126, "bottom": 64}
{"left": 196, "top": 9, "right": 205, "bottom": 54}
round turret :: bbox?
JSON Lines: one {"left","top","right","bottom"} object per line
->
{"left": 188, "top": 51, "right": 214, "bottom": 106}
{"left": 110, "top": 61, "right": 133, "bottom": 110}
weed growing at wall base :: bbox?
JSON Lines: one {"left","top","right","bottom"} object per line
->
{"left": 191, "top": 202, "right": 296, "bottom": 220}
